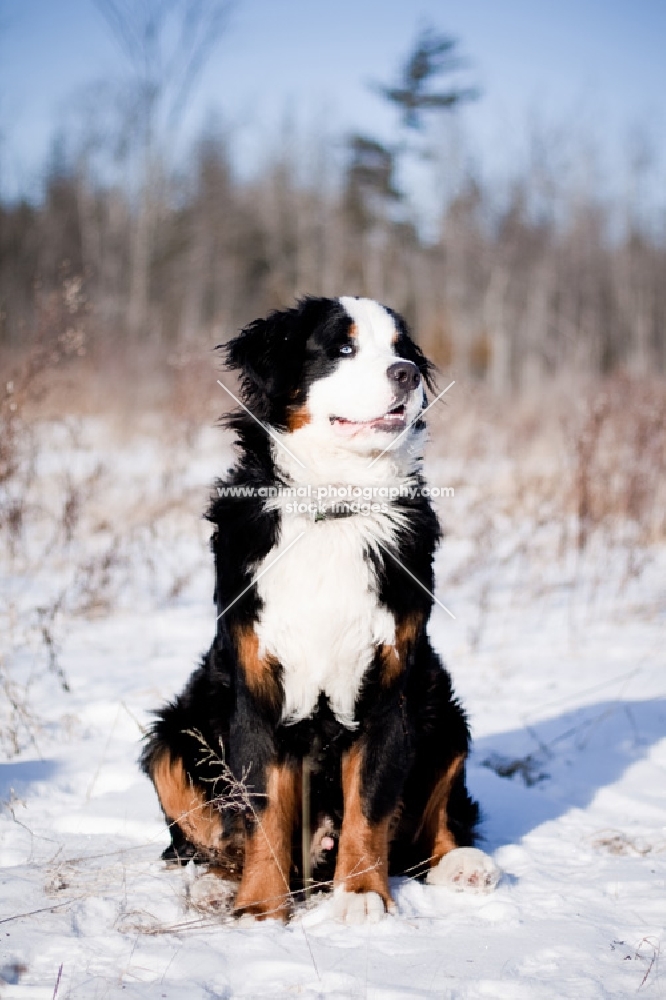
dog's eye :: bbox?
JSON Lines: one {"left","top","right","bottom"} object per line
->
{"left": 339, "top": 344, "right": 355, "bottom": 357}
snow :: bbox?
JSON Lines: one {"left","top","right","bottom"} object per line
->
{"left": 1, "top": 419, "right": 665, "bottom": 998}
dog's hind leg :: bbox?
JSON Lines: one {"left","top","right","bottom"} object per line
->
{"left": 141, "top": 646, "right": 236, "bottom": 866}
{"left": 393, "top": 647, "right": 500, "bottom": 892}
{"left": 420, "top": 758, "right": 500, "bottom": 892}
{"left": 417, "top": 753, "right": 467, "bottom": 863}
{"left": 149, "top": 750, "right": 226, "bottom": 860}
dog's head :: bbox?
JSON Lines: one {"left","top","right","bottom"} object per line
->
{"left": 224, "top": 296, "right": 434, "bottom": 455}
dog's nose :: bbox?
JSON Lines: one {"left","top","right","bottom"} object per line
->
{"left": 387, "top": 361, "right": 421, "bottom": 391}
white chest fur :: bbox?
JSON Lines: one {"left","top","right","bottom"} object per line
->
{"left": 254, "top": 511, "right": 398, "bottom": 727}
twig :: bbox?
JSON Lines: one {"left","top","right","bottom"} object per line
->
{"left": 52, "top": 963, "right": 63, "bottom": 1000}
{"left": 636, "top": 936, "right": 660, "bottom": 991}
{"left": 0, "top": 900, "right": 77, "bottom": 926}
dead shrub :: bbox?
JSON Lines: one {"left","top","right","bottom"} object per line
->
{"left": 566, "top": 373, "right": 666, "bottom": 548}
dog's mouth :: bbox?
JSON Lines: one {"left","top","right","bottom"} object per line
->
{"left": 330, "top": 402, "right": 407, "bottom": 434}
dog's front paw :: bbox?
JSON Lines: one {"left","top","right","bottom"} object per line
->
{"left": 332, "top": 887, "right": 393, "bottom": 924}
{"left": 426, "top": 847, "right": 500, "bottom": 893}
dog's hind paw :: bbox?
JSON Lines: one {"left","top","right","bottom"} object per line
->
{"left": 332, "top": 888, "right": 392, "bottom": 924}
{"left": 426, "top": 847, "right": 500, "bottom": 893}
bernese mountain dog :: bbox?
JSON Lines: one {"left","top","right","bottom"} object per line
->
{"left": 142, "top": 296, "right": 499, "bottom": 923}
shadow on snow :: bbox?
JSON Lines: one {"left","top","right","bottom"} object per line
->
{"left": 468, "top": 697, "right": 666, "bottom": 848}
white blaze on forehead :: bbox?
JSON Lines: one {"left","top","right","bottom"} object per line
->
{"left": 302, "top": 294, "right": 422, "bottom": 439}
{"left": 339, "top": 297, "right": 396, "bottom": 353}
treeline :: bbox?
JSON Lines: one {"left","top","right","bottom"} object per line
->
{"left": 1, "top": 122, "right": 665, "bottom": 392}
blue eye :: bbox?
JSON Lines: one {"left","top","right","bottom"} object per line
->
{"left": 339, "top": 344, "right": 354, "bottom": 356}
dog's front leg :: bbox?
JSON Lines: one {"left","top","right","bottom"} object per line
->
{"left": 233, "top": 759, "right": 299, "bottom": 921}
{"left": 333, "top": 707, "right": 412, "bottom": 923}
{"left": 228, "top": 628, "right": 299, "bottom": 920}
{"left": 333, "top": 743, "right": 393, "bottom": 923}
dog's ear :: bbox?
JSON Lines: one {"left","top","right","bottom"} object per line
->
{"left": 225, "top": 314, "right": 285, "bottom": 392}
{"left": 221, "top": 306, "right": 307, "bottom": 421}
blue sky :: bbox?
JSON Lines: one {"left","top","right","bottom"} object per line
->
{"left": 0, "top": 0, "right": 664, "bottom": 201}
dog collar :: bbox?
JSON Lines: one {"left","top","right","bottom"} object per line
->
{"left": 313, "top": 504, "right": 358, "bottom": 522}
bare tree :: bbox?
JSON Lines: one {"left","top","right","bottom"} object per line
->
{"left": 93, "top": 0, "right": 233, "bottom": 339}
{"left": 2, "top": 16, "right": 666, "bottom": 392}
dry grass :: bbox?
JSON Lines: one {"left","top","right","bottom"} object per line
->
{"left": 2, "top": 332, "right": 665, "bottom": 755}
{"left": 432, "top": 372, "right": 666, "bottom": 542}
{"left": 0, "top": 302, "right": 224, "bottom": 755}
{"left": 428, "top": 373, "right": 666, "bottom": 611}
{"left": 1, "top": 280, "right": 90, "bottom": 753}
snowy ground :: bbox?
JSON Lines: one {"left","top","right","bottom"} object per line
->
{"left": 1, "top": 418, "right": 665, "bottom": 999}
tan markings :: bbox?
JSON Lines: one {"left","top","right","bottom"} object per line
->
{"left": 379, "top": 612, "right": 423, "bottom": 687}
{"left": 151, "top": 751, "right": 223, "bottom": 852}
{"left": 234, "top": 763, "right": 300, "bottom": 920}
{"left": 348, "top": 322, "right": 358, "bottom": 340}
{"left": 417, "top": 754, "right": 465, "bottom": 865}
{"left": 334, "top": 745, "right": 393, "bottom": 907}
{"left": 234, "top": 626, "right": 280, "bottom": 706}
{"left": 286, "top": 405, "right": 311, "bottom": 431}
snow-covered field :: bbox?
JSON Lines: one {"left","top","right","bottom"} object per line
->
{"left": 1, "top": 417, "right": 665, "bottom": 998}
